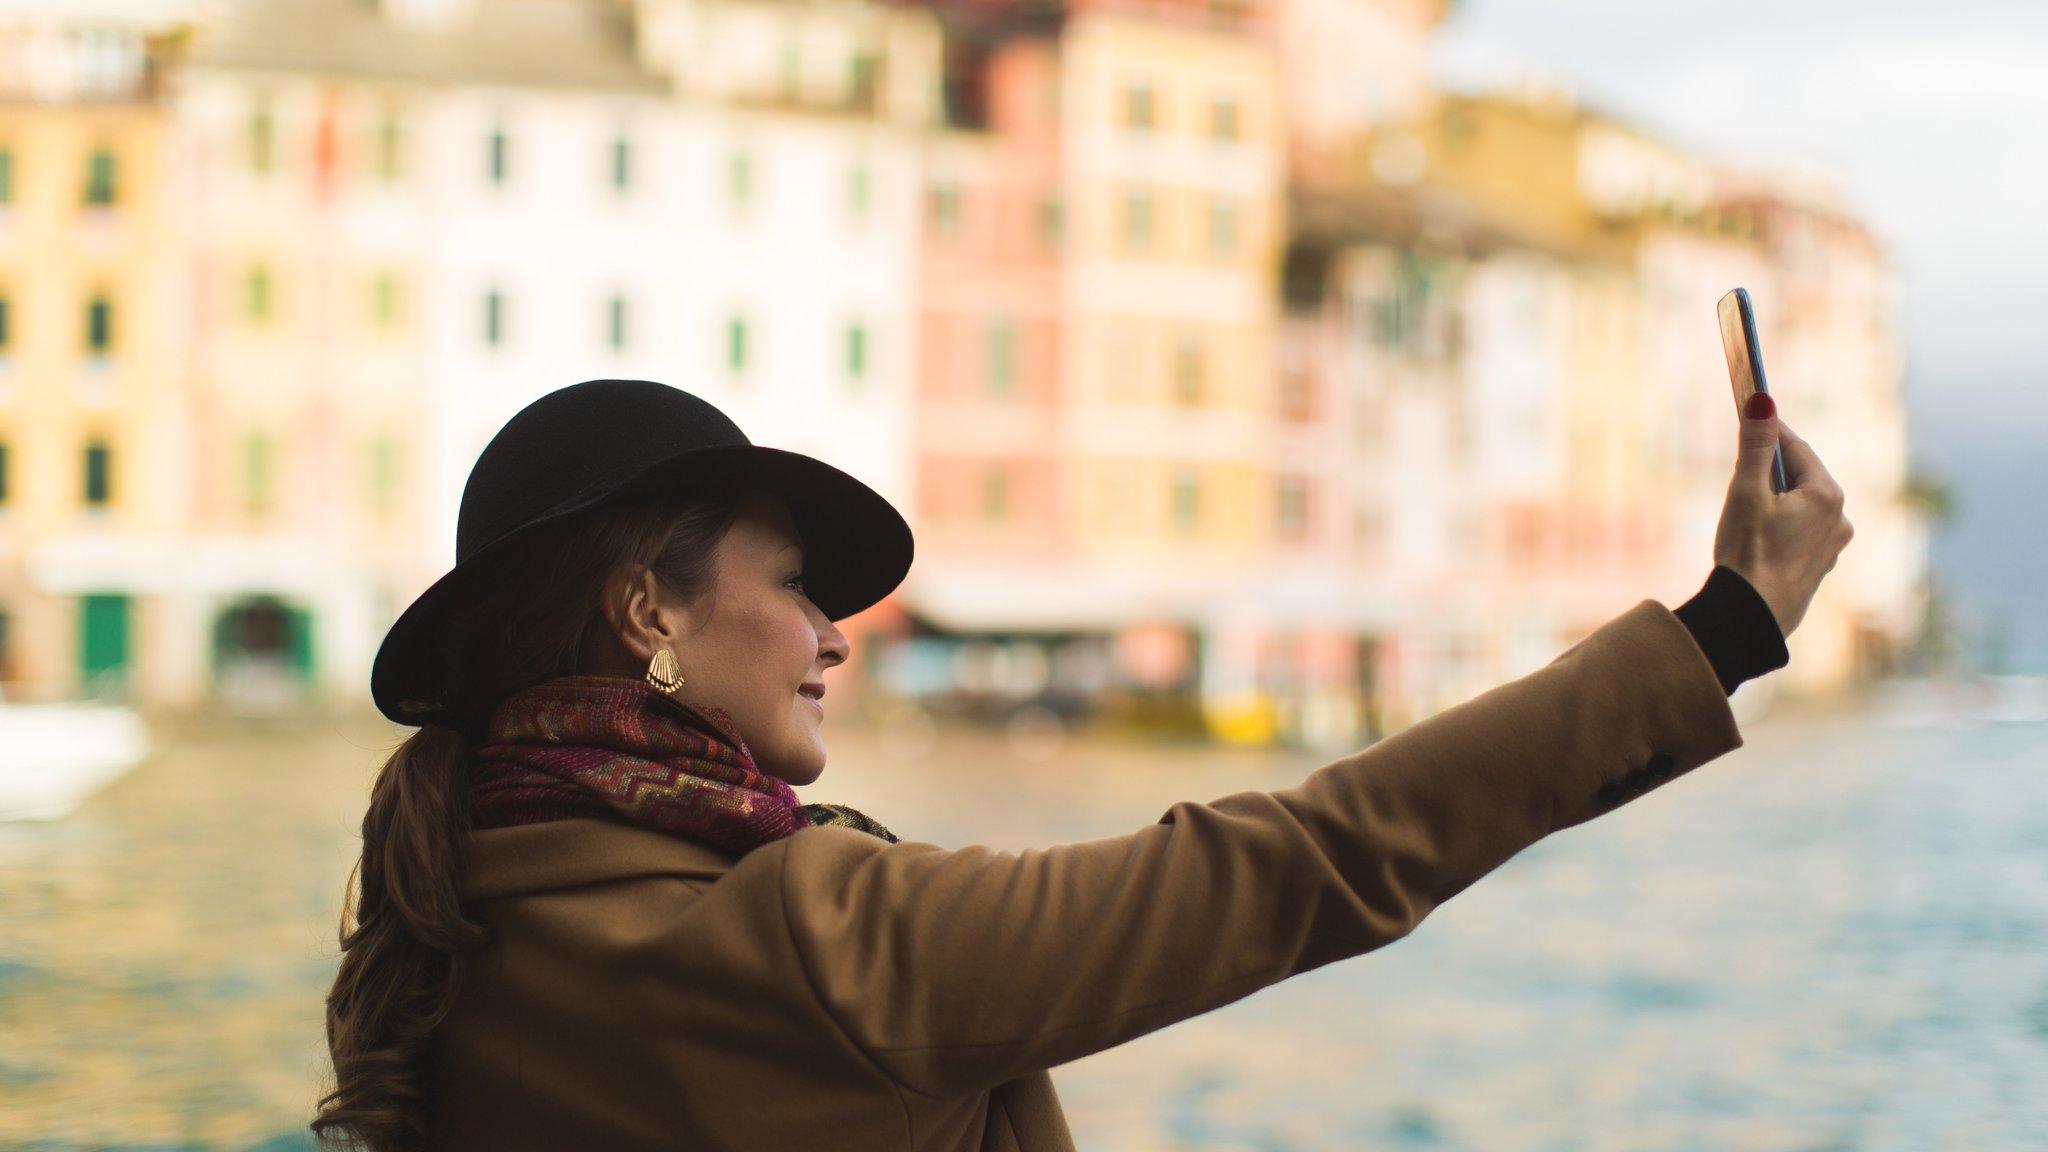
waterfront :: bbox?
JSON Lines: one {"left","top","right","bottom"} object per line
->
{"left": 1, "top": 684, "right": 2043, "bottom": 1151}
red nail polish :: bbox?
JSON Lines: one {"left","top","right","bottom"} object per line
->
{"left": 1745, "top": 392, "right": 1775, "bottom": 420}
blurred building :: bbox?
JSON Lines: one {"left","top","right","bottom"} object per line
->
{"left": 896, "top": 0, "right": 1296, "bottom": 741}
{"left": 0, "top": 0, "right": 941, "bottom": 708}
{"left": 0, "top": 7, "right": 195, "bottom": 703}
{"left": 0, "top": 0, "right": 1924, "bottom": 738}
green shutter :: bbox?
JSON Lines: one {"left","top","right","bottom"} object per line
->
{"left": 249, "top": 103, "right": 274, "bottom": 172}
{"left": 987, "top": 322, "right": 1014, "bottom": 396}
{"left": 848, "top": 164, "right": 870, "bottom": 219}
{"left": 79, "top": 594, "right": 130, "bottom": 691}
{"left": 373, "top": 274, "right": 398, "bottom": 326}
{"left": 378, "top": 111, "right": 402, "bottom": 181}
{"left": 86, "top": 296, "right": 113, "bottom": 353}
{"left": 730, "top": 151, "right": 751, "bottom": 207}
{"left": 83, "top": 441, "right": 111, "bottom": 505}
{"left": 246, "top": 265, "right": 272, "bottom": 322}
{"left": 369, "top": 433, "right": 399, "bottom": 512}
{"left": 84, "top": 151, "right": 116, "bottom": 205}
{"left": 243, "top": 432, "right": 273, "bottom": 513}
{"left": 285, "top": 604, "right": 315, "bottom": 679}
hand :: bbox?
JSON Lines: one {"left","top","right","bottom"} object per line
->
{"left": 1710, "top": 394, "right": 1854, "bottom": 639}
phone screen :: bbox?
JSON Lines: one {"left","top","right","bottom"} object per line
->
{"left": 1717, "top": 288, "right": 1789, "bottom": 494}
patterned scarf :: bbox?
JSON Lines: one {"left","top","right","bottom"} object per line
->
{"left": 467, "top": 674, "right": 899, "bottom": 855}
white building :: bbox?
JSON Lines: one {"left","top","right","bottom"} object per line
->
{"left": 166, "top": 0, "right": 941, "bottom": 709}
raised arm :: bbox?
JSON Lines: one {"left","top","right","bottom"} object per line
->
{"left": 769, "top": 376, "right": 1854, "bottom": 1103}
{"left": 776, "top": 596, "right": 1745, "bottom": 1100}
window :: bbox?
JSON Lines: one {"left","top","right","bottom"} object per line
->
{"left": 83, "top": 149, "right": 116, "bottom": 205}
{"left": 846, "top": 322, "right": 867, "bottom": 380}
{"left": 611, "top": 134, "right": 631, "bottom": 191}
{"left": 1355, "top": 506, "right": 1385, "bottom": 554}
{"left": 486, "top": 124, "right": 508, "bottom": 186}
{"left": 607, "top": 295, "right": 628, "bottom": 350}
{"left": 249, "top": 98, "right": 275, "bottom": 173}
{"left": 1277, "top": 476, "right": 1309, "bottom": 541}
{"left": 729, "top": 149, "right": 752, "bottom": 210}
{"left": 82, "top": 438, "right": 111, "bottom": 506}
{"left": 727, "top": 315, "right": 748, "bottom": 372}
{"left": 929, "top": 182, "right": 958, "bottom": 237}
{"left": 985, "top": 320, "right": 1015, "bottom": 396}
{"left": 1038, "top": 195, "right": 1062, "bottom": 250}
{"left": 369, "top": 433, "right": 400, "bottom": 514}
{"left": 1210, "top": 97, "right": 1239, "bottom": 142}
{"left": 372, "top": 273, "right": 400, "bottom": 328}
{"left": 1173, "top": 335, "right": 1202, "bottom": 405}
{"left": 849, "top": 51, "right": 882, "bottom": 109}
{"left": 85, "top": 294, "right": 113, "bottom": 354}
{"left": 1204, "top": 97, "right": 1236, "bottom": 142}
{"left": 242, "top": 431, "right": 275, "bottom": 515}
{"left": 0, "top": 149, "right": 14, "bottom": 203}
{"left": 981, "top": 466, "right": 1009, "bottom": 523}
{"left": 375, "top": 105, "right": 403, "bottom": 181}
{"left": 483, "top": 289, "right": 504, "bottom": 347}
{"left": 1207, "top": 196, "right": 1237, "bottom": 259}
{"left": 1207, "top": 0, "right": 1248, "bottom": 26}
{"left": 848, "top": 163, "right": 871, "bottom": 223}
{"left": 1123, "top": 82, "right": 1154, "bottom": 133}
{"left": 245, "top": 264, "right": 273, "bottom": 323}
{"left": 779, "top": 40, "right": 800, "bottom": 101}
{"left": 1280, "top": 357, "right": 1313, "bottom": 421}
{"left": 1122, "top": 187, "right": 1153, "bottom": 252}
{"left": 1171, "top": 466, "right": 1200, "bottom": 532}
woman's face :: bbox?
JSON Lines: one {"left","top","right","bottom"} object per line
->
{"left": 596, "top": 490, "right": 848, "bottom": 787}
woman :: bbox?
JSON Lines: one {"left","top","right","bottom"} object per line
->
{"left": 313, "top": 379, "right": 1850, "bottom": 1151}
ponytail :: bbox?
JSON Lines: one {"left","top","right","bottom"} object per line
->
{"left": 312, "top": 724, "right": 492, "bottom": 1151}
{"left": 313, "top": 485, "right": 746, "bottom": 1147}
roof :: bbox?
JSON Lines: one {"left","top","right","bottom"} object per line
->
{"left": 185, "top": 0, "right": 669, "bottom": 93}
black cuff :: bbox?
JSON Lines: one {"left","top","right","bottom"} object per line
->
{"left": 1672, "top": 565, "right": 1790, "bottom": 696}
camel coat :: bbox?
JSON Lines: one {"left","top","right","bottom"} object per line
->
{"left": 429, "top": 597, "right": 1747, "bottom": 1150}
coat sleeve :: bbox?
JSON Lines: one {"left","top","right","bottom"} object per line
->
{"left": 776, "top": 598, "right": 1748, "bottom": 1100}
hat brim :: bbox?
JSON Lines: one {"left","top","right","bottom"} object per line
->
{"left": 370, "top": 445, "right": 913, "bottom": 727}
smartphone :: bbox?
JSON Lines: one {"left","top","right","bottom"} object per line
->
{"left": 1717, "top": 287, "right": 1789, "bottom": 494}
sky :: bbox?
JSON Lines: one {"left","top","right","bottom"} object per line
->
{"left": 1433, "top": 0, "right": 2048, "bottom": 672}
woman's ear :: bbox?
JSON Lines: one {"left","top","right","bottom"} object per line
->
{"left": 609, "top": 566, "right": 680, "bottom": 663}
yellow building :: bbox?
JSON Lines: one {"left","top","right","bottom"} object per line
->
{"left": 1060, "top": 1, "right": 1283, "bottom": 567}
{"left": 0, "top": 19, "right": 191, "bottom": 702}
{"left": 1058, "top": 2, "right": 1288, "bottom": 741}
{"left": 1408, "top": 89, "right": 1926, "bottom": 697}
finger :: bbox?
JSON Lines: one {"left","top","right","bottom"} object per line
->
{"left": 1736, "top": 404, "right": 1783, "bottom": 497}
{"left": 1773, "top": 419, "right": 1830, "bottom": 494}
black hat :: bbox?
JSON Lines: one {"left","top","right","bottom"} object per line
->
{"left": 369, "top": 379, "right": 914, "bottom": 728}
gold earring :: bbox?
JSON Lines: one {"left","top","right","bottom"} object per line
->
{"left": 646, "top": 647, "right": 684, "bottom": 692}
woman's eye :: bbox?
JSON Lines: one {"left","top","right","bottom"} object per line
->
{"left": 785, "top": 575, "right": 808, "bottom": 594}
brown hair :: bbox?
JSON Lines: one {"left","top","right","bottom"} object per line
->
{"left": 311, "top": 484, "right": 748, "bottom": 1150}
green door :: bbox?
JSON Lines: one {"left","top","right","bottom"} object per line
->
{"left": 79, "top": 593, "right": 131, "bottom": 694}
{"left": 284, "top": 604, "right": 315, "bottom": 680}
